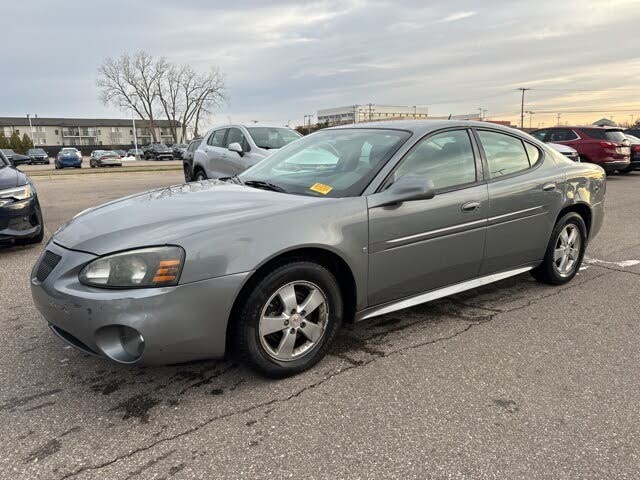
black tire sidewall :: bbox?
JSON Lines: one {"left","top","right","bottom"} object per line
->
{"left": 235, "top": 262, "right": 343, "bottom": 377}
{"left": 538, "top": 212, "right": 587, "bottom": 284}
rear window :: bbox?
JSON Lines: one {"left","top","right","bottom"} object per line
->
{"left": 582, "top": 129, "right": 626, "bottom": 142}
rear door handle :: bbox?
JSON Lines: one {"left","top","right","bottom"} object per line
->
{"left": 542, "top": 183, "right": 556, "bottom": 191}
{"left": 461, "top": 201, "right": 481, "bottom": 213}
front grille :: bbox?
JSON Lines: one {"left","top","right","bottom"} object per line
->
{"left": 36, "top": 250, "right": 62, "bottom": 282}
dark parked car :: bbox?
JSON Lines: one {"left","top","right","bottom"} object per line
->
{"left": 90, "top": 151, "right": 122, "bottom": 168}
{"left": 182, "top": 138, "right": 203, "bottom": 181}
{"left": 143, "top": 144, "right": 173, "bottom": 161}
{"left": 0, "top": 150, "right": 44, "bottom": 245}
{"left": 2, "top": 149, "right": 32, "bottom": 166}
{"left": 625, "top": 128, "right": 640, "bottom": 138}
{"left": 55, "top": 149, "right": 82, "bottom": 169}
{"left": 127, "top": 148, "right": 144, "bottom": 159}
{"left": 530, "top": 126, "right": 630, "bottom": 174}
{"left": 28, "top": 148, "right": 50, "bottom": 165}
{"left": 113, "top": 149, "right": 128, "bottom": 157}
{"left": 624, "top": 134, "right": 640, "bottom": 171}
{"left": 31, "top": 121, "right": 605, "bottom": 376}
{"left": 172, "top": 143, "right": 188, "bottom": 159}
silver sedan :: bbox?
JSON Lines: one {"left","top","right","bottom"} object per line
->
{"left": 31, "top": 121, "right": 606, "bottom": 377}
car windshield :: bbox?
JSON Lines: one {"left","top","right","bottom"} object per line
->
{"left": 101, "top": 152, "right": 118, "bottom": 157}
{"left": 28, "top": 149, "right": 46, "bottom": 155}
{"left": 239, "top": 128, "right": 411, "bottom": 198}
{"left": 247, "top": 127, "right": 302, "bottom": 149}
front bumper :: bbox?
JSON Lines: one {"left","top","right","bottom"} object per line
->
{"left": 0, "top": 197, "right": 42, "bottom": 241}
{"left": 31, "top": 241, "right": 250, "bottom": 365}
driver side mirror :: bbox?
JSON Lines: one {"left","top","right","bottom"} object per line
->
{"left": 228, "top": 142, "right": 244, "bottom": 157}
{"left": 369, "top": 175, "right": 435, "bottom": 208}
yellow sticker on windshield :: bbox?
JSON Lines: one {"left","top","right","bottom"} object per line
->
{"left": 309, "top": 183, "right": 333, "bottom": 195}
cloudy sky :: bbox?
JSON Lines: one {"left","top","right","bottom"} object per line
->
{"left": 2, "top": 0, "right": 640, "bottom": 129}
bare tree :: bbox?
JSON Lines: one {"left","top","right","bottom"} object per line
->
{"left": 158, "top": 65, "right": 225, "bottom": 142}
{"left": 99, "top": 51, "right": 225, "bottom": 144}
{"left": 97, "top": 51, "right": 168, "bottom": 142}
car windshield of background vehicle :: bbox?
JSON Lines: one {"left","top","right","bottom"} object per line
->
{"left": 28, "top": 149, "right": 46, "bottom": 155}
{"left": 247, "top": 127, "right": 302, "bottom": 149}
{"left": 239, "top": 128, "right": 411, "bottom": 198}
{"left": 583, "top": 129, "right": 626, "bottom": 142}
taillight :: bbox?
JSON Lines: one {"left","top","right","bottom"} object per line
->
{"left": 634, "top": 145, "right": 640, "bottom": 153}
{"left": 599, "top": 141, "right": 616, "bottom": 148}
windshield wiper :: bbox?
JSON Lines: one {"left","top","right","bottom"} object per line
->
{"left": 220, "top": 174, "right": 243, "bottom": 185}
{"left": 243, "top": 180, "right": 287, "bottom": 193}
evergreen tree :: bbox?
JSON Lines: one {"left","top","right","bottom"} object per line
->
{"left": 0, "top": 132, "right": 8, "bottom": 149}
{"left": 21, "top": 133, "right": 34, "bottom": 153}
{"left": 9, "top": 131, "right": 23, "bottom": 153}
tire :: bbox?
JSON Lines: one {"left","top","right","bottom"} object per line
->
{"left": 232, "top": 261, "right": 343, "bottom": 377}
{"left": 531, "top": 212, "right": 587, "bottom": 285}
{"left": 194, "top": 170, "right": 207, "bottom": 181}
{"left": 618, "top": 165, "right": 634, "bottom": 175}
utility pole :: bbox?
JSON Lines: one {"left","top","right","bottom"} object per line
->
{"left": 366, "top": 103, "right": 375, "bottom": 121}
{"left": 27, "top": 114, "right": 35, "bottom": 147}
{"left": 556, "top": 113, "right": 562, "bottom": 125}
{"left": 413, "top": 105, "right": 417, "bottom": 120}
{"left": 525, "top": 110, "right": 535, "bottom": 129}
{"left": 303, "top": 115, "right": 313, "bottom": 134}
{"left": 131, "top": 106, "right": 139, "bottom": 159}
{"left": 478, "top": 108, "right": 483, "bottom": 121}
{"left": 352, "top": 105, "right": 359, "bottom": 124}
{"left": 518, "top": 88, "right": 530, "bottom": 129}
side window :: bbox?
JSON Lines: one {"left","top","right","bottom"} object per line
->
{"left": 548, "top": 129, "right": 577, "bottom": 142}
{"left": 207, "top": 129, "right": 227, "bottom": 147}
{"left": 392, "top": 130, "right": 477, "bottom": 190}
{"left": 226, "top": 128, "right": 246, "bottom": 149}
{"left": 524, "top": 142, "right": 541, "bottom": 165}
{"left": 478, "top": 131, "right": 531, "bottom": 178}
{"left": 531, "top": 130, "right": 548, "bottom": 141}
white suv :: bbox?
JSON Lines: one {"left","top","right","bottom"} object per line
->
{"left": 192, "top": 124, "right": 301, "bottom": 181}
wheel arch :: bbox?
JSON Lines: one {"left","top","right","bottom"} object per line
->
{"left": 226, "top": 246, "right": 359, "bottom": 352}
{"left": 557, "top": 202, "right": 592, "bottom": 238}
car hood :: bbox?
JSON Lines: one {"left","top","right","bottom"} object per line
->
{"left": 53, "top": 181, "right": 326, "bottom": 255}
{"left": 0, "top": 165, "right": 26, "bottom": 189}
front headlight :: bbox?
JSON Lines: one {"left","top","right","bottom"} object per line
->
{"left": 79, "top": 246, "right": 185, "bottom": 288}
{"left": 0, "top": 184, "right": 33, "bottom": 201}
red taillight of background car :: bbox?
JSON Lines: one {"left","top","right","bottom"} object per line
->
{"left": 599, "top": 141, "right": 616, "bottom": 149}
{"left": 634, "top": 145, "right": 640, "bottom": 153}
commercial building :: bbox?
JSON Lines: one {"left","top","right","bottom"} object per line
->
{"left": 316, "top": 104, "right": 481, "bottom": 125}
{"left": 0, "top": 117, "right": 182, "bottom": 147}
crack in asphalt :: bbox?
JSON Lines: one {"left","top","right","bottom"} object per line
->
{"left": 54, "top": 268, "right": 613, "bottom": 479}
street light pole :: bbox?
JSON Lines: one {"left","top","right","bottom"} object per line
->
{"left": 518, "top": 88, "right": 530, "bottom": 129}
{"left": 27, "top": 114, "right": 35, "bottom": 147}
{"left": 131, "top": 106, "right": 139, "bottom": 159}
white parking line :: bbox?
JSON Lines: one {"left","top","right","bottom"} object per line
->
{"left": 584, "top": 257, "right": 640, "bottom": 268}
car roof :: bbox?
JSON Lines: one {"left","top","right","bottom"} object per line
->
{"left": 327, "top": 119, "right": 522, "bottom": 135}
{"left": 536, "top": 125, "right": 620, "bottom": 130}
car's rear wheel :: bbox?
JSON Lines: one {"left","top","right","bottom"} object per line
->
{"left": 531, "top": 212, "right": 586, "bottom": 285}
{"left": 233, "top": 261, "right": 343, "bottom": 377}
{"left": 618, "top": 165, "right": 634, "bottom": 174}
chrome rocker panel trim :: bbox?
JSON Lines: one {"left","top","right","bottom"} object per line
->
{"left": 356, "top": 265, "right": 535, "bottom": 321}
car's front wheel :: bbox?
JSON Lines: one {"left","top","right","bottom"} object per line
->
{"left": 194, "top": 170, "right": 207, "bottom": 181}
{"left": 233, "top": 261, "right": 343, "bottom": 377}
{"left": 531, "top": 212, "right": 587, "bottom": 285}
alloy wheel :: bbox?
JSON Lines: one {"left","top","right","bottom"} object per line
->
{"left": 258, "top": 281, "right": 329, "bottom": 361}
{"left": 553, "top": 224, "right": 582, "bottom": 277}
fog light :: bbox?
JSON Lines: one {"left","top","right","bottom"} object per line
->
{"left": 95, "top": 325, "right": 145, "bottom": 363}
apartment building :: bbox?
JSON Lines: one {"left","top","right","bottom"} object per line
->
{"left": 316, "top": 105, "right": 482, "bottom": 125}
{"left": 0, "top": 117, "right": 182, "bottom": 147}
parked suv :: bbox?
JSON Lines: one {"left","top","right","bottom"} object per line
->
{"left": 27, "top": 148, "right": 50, "bottom": 165}
{"left": 143, "top": 144, "right": 173, "bottom": 161}
{"left": 182, "top": 138, "right": 203, "bottom": 182}
{"left": 530, "top": 126, "right": 630, "bottom": 174}
{"left": 192, "top": 125, "right": 301, "bottom": 181}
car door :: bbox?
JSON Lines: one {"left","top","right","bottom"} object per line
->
{"left": 202, "top": 129, "right": 228, "bottom": 178}
{"left": 224, "top": 127, "right": 255, "bottom": 175}
{"left": 475, "top": 129, "right": 564, "bottom": 275}
{"left": 367, "top": 128, "right": 488, "bottom": 306}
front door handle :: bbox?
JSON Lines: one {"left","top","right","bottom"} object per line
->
{"left": 542, "top": 182, "right": 556, "bottom": 191}
{"left": 461, "top": 201, "right": 481, "bottom": 213}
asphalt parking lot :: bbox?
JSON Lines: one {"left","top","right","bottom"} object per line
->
{"left": 1, "top": 170, "right": 640, "bottom": 479}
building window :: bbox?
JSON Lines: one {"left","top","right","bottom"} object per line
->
{"left": 39, "top": 126, "right": 46, "bottom": 133}
{"left": 16, "top": 129, "right": 20, "bottom": 134}
{"left": 54, "top": 129, "right": 59, "bottom": 135}
{"left": 97, "top": 130, "right": 101, "bottom": 135}
{"left": 130, "top": 130, "right": 133, "bottom": 134}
